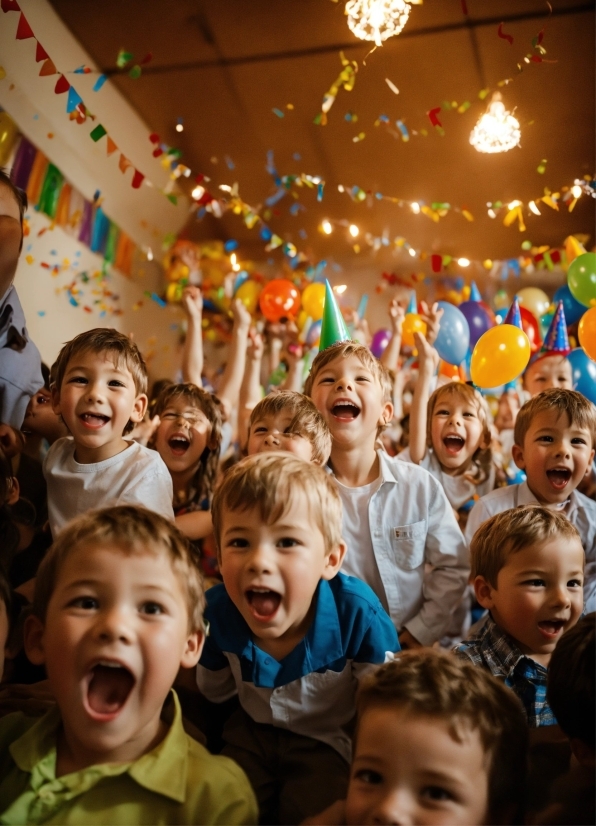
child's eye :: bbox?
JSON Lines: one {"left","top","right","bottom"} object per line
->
{"left": 354, "top": 769, "right": 383, "bottom": 785}
{"left": 568, "top": 579, "right": 583, "bottom": 588}
{"left": 421, "top": 786, "right": 453, "bottom": 802}
{"left": 356, "top": 375, "right": 370, "bottom": 382}
{"left": 253, "top": 426, "right": 267, "bottom": 434}
{"left": 69, "top": 376, "right": 87, "bottom": 385}
{"left": 108, "top": 380, "right": 125, "bottom": 388}
{"left": 71, "top": 596, "right": 98, "bottom": 610}
{"left": 571, "top": 437, "right": 587, "bottom": 445}
{"left": 140, "top": 601, "right": 164, "bottom": 616}
{"left": 537, "top": 436, "right": 553, "bottom": 442}
{"left": 523, "top": 579, "right": 545, "bottom": 587}
{"left": 278, "top": 537, "right": 300, "bottom": 548}
{"left": 463, "top": 411, "right": 476, "bottom": 418}
{"left": 37, "top": 395, "right": 50, "bottom": 404}
{"left": 229, "top": 538, "right": 249, "bottom": 548}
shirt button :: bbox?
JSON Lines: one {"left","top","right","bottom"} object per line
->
{"left": 264, "top": 658, "right": 271, "bottom": 665}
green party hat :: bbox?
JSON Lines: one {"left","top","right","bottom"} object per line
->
{"left": 319, "top": 279, "right": 351, "bottom": 351}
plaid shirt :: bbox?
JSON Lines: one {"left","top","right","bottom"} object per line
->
{"left": 453, "top": 615, "right": 555, "bottom": 728}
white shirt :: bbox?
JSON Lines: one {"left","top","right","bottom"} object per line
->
{"left": 44, "top": 437, "right": 174, "bottom": 536}
{"left": 330, "top": 450, "right": 469, "bottom": 646}
{"left": 466, "top": 480, "right": 596, "bottom": 611}
{"left": 398, "top": 447, "right": 495, "bottom": 510}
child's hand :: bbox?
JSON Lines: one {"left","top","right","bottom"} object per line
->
{"left": 247, "top": 328, "right": 264, "bottom": 361}
{"left": 413, "top": 332, "right": 439, "bottom": 375}
{"left": 388, "top": 298, "right": 405, "bottom": 333}
{"left": 231, "top": 297, "right": 252, "bottom": 331}
{"left": 419, "top": 301, "right": 444, "bottom": 345}
{"left": 285, "top": 321, "right": 304, "bottom": 362}
{"left": 182, "top": 286, "right": 203, "bottom": 320}
{"left": 129, "top": 414, "right": 160, "bottom": 446}
{"left": 398, "top": 628, "right": 423, "bottom": 650}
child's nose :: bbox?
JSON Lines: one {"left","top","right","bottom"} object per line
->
{"left": 95, "top": 607, "right": 134, "bottom": 644}
{"left": 372, "top": 789, "right": 414, "bottom": 825}
{"left": 264, "top": 432, "right": 281, "bottom": 446}
{"left": 247, "top": 545, "right": 274, "bottom": 574}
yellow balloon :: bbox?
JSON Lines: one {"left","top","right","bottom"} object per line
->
{"left": 166, "top": 282, "right": 183, "bottom": 303}
{"left": 301, "top": 282, "right": 326, "bottom": 321}
{"left": 470, "top": 325, "right": 531, "bottom": 388}
{"left": 516, "top": 287, "right": 550, "bottom": 320}
{"left": 235, "top": 279, "right": 261, "bottom": 315}
{"left": 402, "top": 314, "right": 427, "bottom": 348}
{"left": 0, "top": 112, "right": 18, "bottom": 167}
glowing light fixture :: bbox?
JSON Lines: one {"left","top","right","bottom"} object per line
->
{"left": 191, "top": 185, "right": 205, "bottom": 200}
{"left": 345, "top": 0, "right": 412, "bottom": 48}
{"left": 469, "top": 93, "right": 521, "bottom": 154}
{"left": 458, "top": 258, "right": 470, "bottom": 267}
{"left": 571, "top": 185, "right": 582, "bottom": 199}
{"left": 322, "top": 219, "right": 333, "bottom": 235}
{"left": 334, "top": 284, "right": 348, "bottom": 294}
{"left": 146, "top": 248, "right": 153, "bottom": 261}
{"left": 349, "top": 224, "right": 360, "bottom": 237}
{"left": 408, "top": 247, "right": 416, "bottom": 257}
{"left": 410, "top": 201, "right": 420, "bottom": 214}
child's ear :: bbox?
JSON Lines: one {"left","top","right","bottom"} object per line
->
{"left": 51, "top": 387, "right": 61, "bottom": 416}
{"left": 473, "top": 575, "right": 496, "bottom": 611}
{"left": 23, "top": 614, "right": 46, "bottom": 666}
{"left": 378, "top": 401, "right": 394, "bottom": 428}
{"left": 322, "top": 541, "right": 347, "bottom": 581}
{"left": 511, "top": 443, "right": 525, "bottom": 470}
{"left": 180, "top": 630, "right": 205, "bottom": 669}
{"left": 7, "top": 475, "right": 19, "bottom": 506}
{"left": 130, "top": 393, "right": 148, "bottom": 424}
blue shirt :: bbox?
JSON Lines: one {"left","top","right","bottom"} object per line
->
{"left": 197, "top": 574, "right": 399, "bottom": 761}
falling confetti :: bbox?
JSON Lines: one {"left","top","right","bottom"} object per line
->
{"left": 385, "top": 78, "right": 399, "bottom": 94}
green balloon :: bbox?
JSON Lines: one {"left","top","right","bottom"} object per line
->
{"left": 567, "top": 252, "right": 596, "bottom": 308}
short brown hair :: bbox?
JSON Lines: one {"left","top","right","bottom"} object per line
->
{"left": 356, "top": 650, "right": 528, "bottom": 824}
{"left": 248, "top": 391, "right": 332, "bottom": 465}
{"left": 212, "top": 452, "right": 343, "bottom": 554}
{"left": 514, "top": 388, "right": 596, "bottom": 448}
{"left": 470, "top": 504, "right": 581, "bottom": 587}
{"left": 304, "top": 341, "right": 393, "bottom": 405}
{"left": 33, "top": 506, "right": 205, "bottom": 633}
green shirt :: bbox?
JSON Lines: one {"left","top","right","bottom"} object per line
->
{"left": 0, "top": 691, "right": 257, "bottom": 825}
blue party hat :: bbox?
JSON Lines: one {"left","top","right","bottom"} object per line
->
{"left": 530, "top": 300, "right": 570, "bottom": 364}
{"left": 319, "top": 279, "right": 351, "bottom": 351}
{"left": 406, "top": 290, "right": 417, "bottom": 315}
{"left": 469, "top": 281, "right": 482, "bottom": 302}
{"left": 503, "top": 297, "right": 523, "bottom": 330}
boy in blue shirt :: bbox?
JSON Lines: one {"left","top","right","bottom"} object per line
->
{"left": 197, "top": 452, "right": 399, "bottom": 824}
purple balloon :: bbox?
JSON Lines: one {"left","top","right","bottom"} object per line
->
{"left": 370, "top": 328, "right": 392, "bottom": 358}
{"left": 459, "top": 300, "right": 494, "bottom": 348}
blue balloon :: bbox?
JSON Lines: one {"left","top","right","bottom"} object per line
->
{"left": 435, "top": 301, "right": 470, "bottom": 365}
{"left": 553, "top": 284, "right": 586, "bottom": 326}
{"left": 568, "top": 347, "right": 596, "bottom": 403}
{"left": 495, "top": 308, "right": 508, "bottom": 323}
{"left": 305, "top": 319, "right": 322, "bottom": 347}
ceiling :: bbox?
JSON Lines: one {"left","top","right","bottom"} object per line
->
{"left": 49, "top": 0, "right": 595, "bottom": 282}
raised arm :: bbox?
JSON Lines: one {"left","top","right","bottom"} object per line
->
{"left": 216, "top": 298, "right": 251, "bottom": 412}
{"left": 380, "top": 299, "right": 405, "bottom": 372}
{"left": 180, "top": 286, "right": 204, "bottom": 386}
{"left": 238, "top": 328, "right": 264, "bottom": 450}
{"left": 279, "top": 321, "right": 305, "bottom": 393}
{"left": 408, "top": 332, "right": 439, "bottom": 464}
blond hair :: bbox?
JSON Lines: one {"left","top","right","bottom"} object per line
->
{"left": 33, "top": 506, "right": 205, "bottom": 633}
{"left": 304, "top": 341, "right": 393, "bottom": 404}
{"left": 212, "top": 452, "right": 343, "bottom": 553}
{"left": 427, "top": 382, "right": 492, "bottom": 485}
{"left": 470, "top": 504, "right": 581, "bottom": 587}
{"left": 356, "top": 650, "right": 528, "bottom": 824}
{"left": 514, "top": 388, "right": 596, "bottom": 448}
{"left": 248, "top": 391, "right": 332, "bottom": 465}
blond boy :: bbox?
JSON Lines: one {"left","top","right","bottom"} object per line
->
{"left": 305, "top": 341, "right": 468, "bottom": 649}
{"left": 45, "top": 328, "right": 173, "bottom": 535}
{"left": 197, "top": 453, "right": 398, "bottom": 824}
{"left": 0, "top": 506, "right": 257, "bottom": 824}
{"left": 455, "top": 505, "right": 584, "bottom": 726}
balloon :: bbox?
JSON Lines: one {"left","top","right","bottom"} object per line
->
{"left": 567, "top": 253, "right": 596, "bottom": 308}
{"left": 516, "top": 287, "right": 550, "bottom": 320}
{"left": 0, "top": 112, "right": 18, "bottom": 167}
{"left": 401, "top": 314, "right": 427, "bottom": 348}
{"left": 519, "top": 307, "right": 542, "bottom": 354}
{"left": 493, "top": 289, "right": 510, "bottom": 311}
{"left": 434, "top": 301, "right": 470, "bottom": 365}
{"left": 458, "top": 300, "right": 494, "bottom": 348}
{"left": 470, "top": 325, "right": 531, "bottom": 388}
{"left": 166, "top": 282, "right": 183, "bottom": 303}
{"left": 305, "top": 319, "right": 322, "bottom": 347}
{"left": 553, "top": 284, "right": 586, "bottom": 326}
{"left": 235, "top": 279, "right": 262, "bottom": 315}
{"left": 370, "top": 328, "right": 392, "bottom": 358}
{"left": 301, "top": 282, "right": 326, "bottom": 322}
{"left": 259, "top": 279, "right": 301, "bottom": 323}
{"left": 439, "top": 361, "right": 466, "bottom": 381}
{"left": 495, "top": 308, "right": 508, "bottom": 323}
{"left": 578, "top": 307, "right": 596, "bottom": 361}
{"left": 565, "top": 235, "right": 586, "bottom": 264}
{"left": 567, "top": 347, "right": 596, "bottom": 404}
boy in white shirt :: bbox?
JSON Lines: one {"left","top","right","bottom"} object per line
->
{"left": 44, "top": 328, "right": 174, "bottom": 536}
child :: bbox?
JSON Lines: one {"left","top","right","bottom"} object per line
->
{"left": 44, "top": 328, "right": 174, "bottom": 536}
{"left": 0, "top": 506, "right": 258, "bottom": 824}
{"left": 308, "top": 650, "right": 527, "bottom": 826}
{"left": 305, "top": 341, "right": 468, "bottom": 649}
{"left": 465, "top": 389, "right": 596, "bottom": 610}
{"left": 523, "top": 353, "right": 573, "bottom": 397}
{"left": 455, "top": 505, "right": 584, "bottom": 726}
{"left": 401, "top": 331, "right": 494, "bottom": 519}
{"left": 246, "top": 390, "right": 332, "bottom": 465}
{"left": 197, "top": 453, "right": 399, "bottom": 824}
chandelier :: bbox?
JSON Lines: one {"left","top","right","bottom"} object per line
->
{"left": 469, "top": 93, "right": 521, "bottom": 154}
{"left": 345, "top": 0, "right": 411, "bottom": 47}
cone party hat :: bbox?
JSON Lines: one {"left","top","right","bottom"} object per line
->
{"left": 504, "top": 296, "right": 523, "bottom": 330}
{"left": 319, "top": 279, "right": 351, "bottom": 351}
{"left": 406, "top": 290, "right": 417, "bottom": 315}
{"left": 469, "top": 281, "right": 482, "bottom": 302}
{"left": 530, "top": 300, "right": 570, "bottom": 364}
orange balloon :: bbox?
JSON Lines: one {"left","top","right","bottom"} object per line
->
{"left": 401, "top": 314, "right": 427, "bottom": 348}
{"left": 439, "top": 361, "right": 466, "bottom": 381}
{"left": 578, "top": 307, "right": 596, "bottom": 361}
{"left": 259, "top": 279, "right": 301, "bottom": 323}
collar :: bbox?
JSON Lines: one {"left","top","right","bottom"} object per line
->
{"left": 517, "top": 480, "right": 579, "bottom": 515}
{"left": 9, "top": 690, "right": 189, "bottom": 804}
{"left": 377, "top": 448, "right": 401, "bottom": 484}
{"left": 479, "top": 615, "right": 547, "bottom": 680}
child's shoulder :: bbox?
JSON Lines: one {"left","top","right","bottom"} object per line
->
{"left": 572, "top": 487, "right": 596, "bottom": 514}
{"left": 184, "top": 736, "right": 258, "bottom": 820}
{"left": 44, "top": 435, "right": 74, "bottom": 466}
{"left": 380, "top": 450, "right": 437, "bottom": 485}
{"left": 327, "top": 574, "right": 398, "bottom": 649}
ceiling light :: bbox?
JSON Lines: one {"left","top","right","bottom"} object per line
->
{"left": 410, "top": 201, "right": 420, "bottom": 214}
{"left": 571, "top": 185, "right": 582, "bottom": 199}
{"left": 146, "top": 248, "right": 153, "bottom": 261}
{"left": 175, "top": 117, "right": 184, "bottom": 133}
{"left": 408, "top": 247, "right": 416, "bottom": 257}
{"left": 321, "top": 219, "right": 333, "bottom": 235}
{"left": 458, "top": 258, "right": 470, "bottom": 267}
{"left": 191, "top": 185, "right": 205, "bottom": 200}
{"left": 345, "top": 0, "right": 412, "bottom": 47}
{"left": 349, "top": 224, "right": 359, "bottom": 237}
{"left": 469, "top": 93, "right": 521, "bottom": 154}
{"left": 334, "top": 284, "right": 347, "bottom": 294}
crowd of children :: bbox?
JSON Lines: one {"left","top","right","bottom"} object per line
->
{"left": 0, "top": 168, "right": 595, "bottom": 825}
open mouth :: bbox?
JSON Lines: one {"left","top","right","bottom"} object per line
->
{"left": 331, "top": 402, "right": 360, "bottom": 421}
{"left": 80, "top": 412, "right": 110, "bottom": 428}
{"left": 538, "top": 620, "right": 566, "bottom": 639}
{"left": 246, "top": 588, "right": 281, "bottom": 621}
{"left": 168, "top": 436, "right": 190, "bottom": 456}
{"left": 443, "top": 435, "right": 465, "bottom": 454}
{"left": 85, "top": 661, "right": 135, "bottom": 719}
{"left": 546, "top": 468, "right": 572, "bottom": 489}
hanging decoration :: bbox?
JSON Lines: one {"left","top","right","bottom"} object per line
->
{"left": 345, "top": 0, "right": 412, "bottom": 47}
{"left": 469, "top": 92, "right": 521, "bottom": 154}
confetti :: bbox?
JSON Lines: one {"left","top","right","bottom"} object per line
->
{"left": 25, "top": 254, "right": 34, "bottom": 264}
{"left": 396, "top": 120, "right": 409, "bottom": 141}
{"left": 385, "top": 78, "right": 399, "bottom": 94}
{"left": 537, "top": 159, "right": 547, "bottom": 174}
{"left": 116, "top": 49, "right": 134, "bottom": 68}
{"left": 37, "top": 311, "right": 45, "bottom": 317}
{"left": 225, "top": 155, "right": 235, "bottom": 170}
{"left": 352, "top": 132, "right": 365, "bottom": 142}
{"left": 272, "top": 108, "right": 284, "bottom": 118}
{"left": 497, "top": 23, "right": 514, "bottom": 45}
{"left": 427, "top": 107, "right": 442, "bottom": 128}
{"left": 128, "top": 65, "right": 142, "bottom": 79}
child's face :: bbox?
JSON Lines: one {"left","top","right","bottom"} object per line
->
{"left": 22, "top": 387, "right": 67, "bottom": 443}
{"left": 26, "top": 545, "right": 203, "bottom": 764}
{"left": 494, "top": 392, "right": 519, "bottom": 432}
{"left": 346, "top": 704, "right": 490, "bottom": 825}
{"left": 430, "top": 393, "right": 486, "bottom": 474}
{"left": 219, "top": 491, "right": 345, "bottom": 652}
{"left": 154, "top": 398, "right": 213, "bottom": 475}
{"left": 512, "top": 409, "right": 595, "bottom": 504}
{"left": 247, "top": 410, "right": 313, "bottom": 462}
{"left": 475, "top": 534, "right": 584, "bottom": 664}
{"left": 52, "top": 351, "right": 147, "bottom": 463}
{"left": 310, "top": 354, "right": 392, "bottom": 449}
{"left": 523, "top": 355, "right": 573, "bottom": 397}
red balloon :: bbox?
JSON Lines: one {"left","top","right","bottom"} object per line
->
{"left": 259, "top": 279, "right": 301, "bottom": 323}
{"left": 519, "top": 306, "right": 542, "bottom": 354}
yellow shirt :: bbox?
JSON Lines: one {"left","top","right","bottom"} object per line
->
{"left": 0, "top": 691, "right": 257, "bottom": 825}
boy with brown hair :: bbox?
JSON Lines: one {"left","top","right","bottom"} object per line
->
{"left": 0, "top": 505, "right": 258, "bottom": 824}
{"left": 246, "top": 390, "right": 332, "bottom": 465}
{"left": 466, "top": 388, "right": 596, "bottom": 610}
{"left": 305, "top": 340, "right": 468, "bottom": 649}
{"left": 45, "top": 328, "right": 173, "bottom": 535}
{"left": 455, "top": 505, "right": 584, "bottom": 726}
